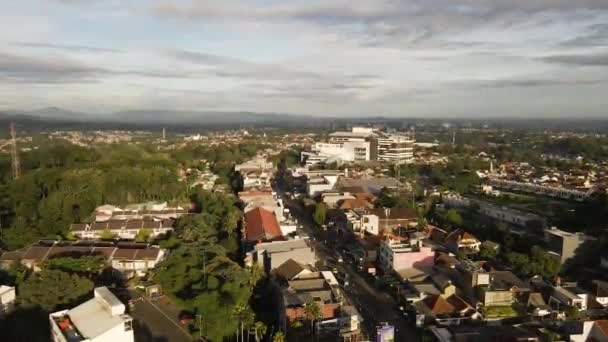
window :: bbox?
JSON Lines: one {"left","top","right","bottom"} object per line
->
{"left": 124, "top": 320, "right": 133, "bottom": 331}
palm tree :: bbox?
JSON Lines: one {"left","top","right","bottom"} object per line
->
{"left": 272, "top": 331, "right": 285, "bottom": 342}
{"left": 304, "top": 301, "right": 321, "bottom": 336}
{"left": 232, "top": 304, "right": 253, "bottom": 342}
{"left": 253, "top": 321, "right": 267, "bottom": 342}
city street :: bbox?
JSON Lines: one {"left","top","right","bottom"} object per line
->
{"left": 278, "top": 189, "right": 420, "bottom": 341}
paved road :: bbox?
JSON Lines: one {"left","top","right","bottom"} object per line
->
{"left": 278, "top": 190, "right": 419, "bottom": 341}
{"left": 127, "top": 290, "right": 193, "bottom": 342}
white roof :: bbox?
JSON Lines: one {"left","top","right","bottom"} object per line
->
{"left": 255, "top": 239, "right": 310, "bottom": 253}
{"left": 68, "top": 287, "right": 130, "bottom": 339}
{"left": 0, "top": 285, "right": 15, "bottom": 295}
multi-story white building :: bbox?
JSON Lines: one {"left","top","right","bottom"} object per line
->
{"left": 302, "top": 127, "right": 415, "bottom": 165}
{"left": 377, "top": 132, "right": 415, "bottom": 164}
{"left": 50, "top": 287, "right": 134, "bottom": 342}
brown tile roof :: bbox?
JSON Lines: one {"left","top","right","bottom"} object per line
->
{"left": 339, "top": 198, "right": 371, "bottom": 210}
{"left": 112, "top": 249, "right": 137, "bottom": 260}
{"left": 107, "top": 220, "right": 125, "bottom": 230}
{"left": 70, "top": 223, "right": 88, "bottom": 232}
{"left": 367, "top": 208, "right": 417, "bottom": 220}
{"left": 161, "top": 219, "right": 175, "bottom": 228}
{"left": 422, "top": 295, "right": 455, "bottom": 315}
{"left": 272, "top": 259, "right": 306, "bottom": 280}
{"left": 134, "top": 248, "right": 161, "bottom": 260}
{"left": 91, "top": 247, "right": 116, "bottom": 258}
{"left": 143, "top": 221, "right": 161, "bottom": 229}
{"left": 47, "top": 247, "right": 93, "bottom": 259}
{"left": 90, "top": 222, "right": 108, "bottom": 231}
{"left": 22, "top": 246, "right": 52, "bottom": 262}
{"left": 595, "top": 320, "right": 608, "bottom": 338}
{"left": 244, "top": 207, "right": 282, "bottom": 241}
{"left": 446, "top": 229, "right": 479, "bottom": 243}
{"left": 126, "top": 220, "right": 144, "bottom": 229}
{"left": 0, "top": 250, "right": 25, "bottom": 261}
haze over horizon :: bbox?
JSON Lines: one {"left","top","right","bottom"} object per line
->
{"left": 2, "top": 1, "right": 608, "bottom": 118}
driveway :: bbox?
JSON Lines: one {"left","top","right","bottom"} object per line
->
{"left": 127, "top": 290, "right": 193, "bottom": 342}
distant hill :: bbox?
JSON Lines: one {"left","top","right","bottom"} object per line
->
{"left": 110, "top": 110, "right": 313, "bottom": 125}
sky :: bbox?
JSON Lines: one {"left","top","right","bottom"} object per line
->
{"left": 1, "top": 0, "right": 608, "bottom": 117}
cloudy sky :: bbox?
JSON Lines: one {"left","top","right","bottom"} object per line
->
{"left": 1, "top": 0, "right": 608, "bottom": 117}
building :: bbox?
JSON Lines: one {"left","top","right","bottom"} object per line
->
{"left": 414, "top": 294, "right": 477, "bottom": 327}
{"left": 93, "top": 203, "right": 188, "bottom": 222}
{"left": 70, "top": 219, "right": 175, "bottom": 240}
{"left": 239, "top": 190, "right": 286, "bottom": 222}
{"left": 358, "top": 208, "right": 418, "bottom": 236}
{"left": 376, "top": 131, "right": 415, "bottom": 164}
{"left": 544, "top": 227, "right": 593, "bottom": 263}
{"left": 250, "top": 239, "right": 316, "bottom": 272}
{"left": 445, "top": 229, "right": 481, "bottom": 254}
{"left": 0, "top": 285, "right": 16, "bottom": 314}
{"left": 50, "top": 287, "right": 134, "bottom": 342}
{"left": 301, "top": 127, "right": 415, "bottom": 165}
{"left": 488, "top": 178, "right": 591, "bottom": 202}
{"left": 0, "top": 241, "right": 166, "bottom": 278}
{"left": 243, "top": 207, "right": 283, "bottom": 242}
{"left": 378, "top": 239, "right": 434, "bottom": 273}
{"left": 280, "top": 272, "right": 342, "bottom": 328}
{"left": 430, "top": 325, "right": 540, "bottom": 342}
{"left": 478, "top": 271, "right": 531, "bottom": 307}
{"left": 550, "top": 286, "right": 586, "bottom": 311}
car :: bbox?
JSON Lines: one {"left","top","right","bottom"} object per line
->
{"left": 338, "top": 257, "right": 343, "bottom": 263}
{"left": 179, "top": 313, "right": 195, "bottom": 325}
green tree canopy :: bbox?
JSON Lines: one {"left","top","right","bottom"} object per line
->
{"left": 19, "top": 269, "right": 94, "bottom": 311}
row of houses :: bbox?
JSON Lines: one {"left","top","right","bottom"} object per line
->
{"left": 0, "top": 240, "right": 166, "bottom": 278}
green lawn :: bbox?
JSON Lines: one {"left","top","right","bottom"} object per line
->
{"left": 483, "top": 305, "right": 519, "bottom": 318}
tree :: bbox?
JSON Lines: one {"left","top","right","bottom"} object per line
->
{"left": 135, "top": 228, "right": 151, "bottom": 242}
{"left": 273, "top": 331, "right": 285, "bottom": 342}
{"left": 19, "top": 269, "right": 94, "bottom": 311}
{"left": 253, "top": 321, "right": 267, "bottom": 342}
{"left": 304, "top": 301, "right": 321, "bottom": 335}
{"left": 45, "top": 256, "right": 106, "bottom": 277}
{"left": 374, "top": 187, "right": 398, "bottom": 208}
{"left": 445, "top": 209, "right": 463, "bottom": 228}
{"left": 313, "top": 203, "right": 327, "bottom": 227}
{"left": 100, "top": 227, "right": 115, "bottom": 241}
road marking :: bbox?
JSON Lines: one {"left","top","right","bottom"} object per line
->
{"left": 142, "top": 297, "right": 193, "bottom": 340}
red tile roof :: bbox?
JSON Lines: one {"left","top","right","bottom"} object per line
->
{"left": 244, "top": 207, "right": 282, "bottom": 241}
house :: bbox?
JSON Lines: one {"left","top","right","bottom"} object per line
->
{"left": 550, "top": 286, "right": 586, "bottom": 311}
{"left": 377, "top": 239, "right": 434, "bottom": 273}
{"left": 568, "top": 320, "right": 608, "bottom": 342}
{"left": 445, "top": 229, "right": 481, "bottom": 254}
{"left": 239, "top": 190, "right": 285, "bottom": 222}
{"left": 544, "top": 227, "right": 593, "bottom": 263}
{"left": 527, "top": 293, "right": 552, "bottom": 317}
{"left": 593, "top": 280, "right": 608, "bottom": 307}
{"left": 279, "top": 272, "right": 343, "bottom": 330}
{"left": 0, "top": 241, "right": 166, "bottom": 278}
{"left": 70, "top": 219, "right": 175, "bottom": 240}
{"left": 0, "top": 285, "right": 16, "bottom": 314}
{"left": 243, "top": 207, "right": 283, "bottom": 242}
{"left": 250, "top": 239, "right": 316, "bottom": 272}
{"left": 359, "top": 208, "right": 417, "bottom": 235}
{"left": 430, "top": 325, "right": 540, "bottom": 342}
{"left": 271, "top": 259, "right": 313, "bottom": 282}
{"left": 478, "top": 271, "right": 531, "bottom": 307}
{"left": 93, "top": 203, "right": 188, "bottom": 222}
{"left": 50, "top": 287, "right": 134, "bottom": 342}
{"left": 414, "top": 294, "right": 477, "bottom": 327}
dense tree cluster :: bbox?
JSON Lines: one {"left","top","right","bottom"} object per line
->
{"left": 154, "top": 189, "right": 263, "bottom": 341}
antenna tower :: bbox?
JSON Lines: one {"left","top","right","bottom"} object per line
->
{"left": 10, "top": 122, "right": 21, "bottom": 180}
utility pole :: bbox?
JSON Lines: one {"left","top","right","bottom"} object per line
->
{"left": 10, "top": 122, "right": 21, "bottom": 180}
